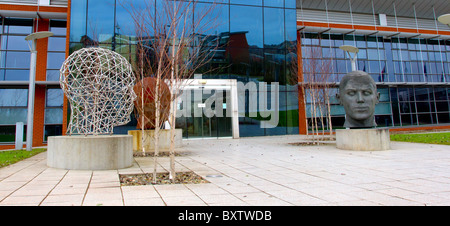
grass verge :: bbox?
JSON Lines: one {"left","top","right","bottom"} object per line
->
{"left": 0, "top": 148, "right": 47, "bottom": 168}
{"left": 390, "top": 132, "right": 450, "bottom": 145}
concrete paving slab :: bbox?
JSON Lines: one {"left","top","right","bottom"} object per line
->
{"left": 0, "top": 134, "right": 450, "bottom": 206}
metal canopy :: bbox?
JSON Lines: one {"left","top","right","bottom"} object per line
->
{"left": 297, "top": 0, "right": 450, "bottom": 20}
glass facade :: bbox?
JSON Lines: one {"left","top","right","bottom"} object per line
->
{"left": 301, "top": 32, "right": 450, "bottom": 130}
{"left": 69, "top": 0, "right": 299, "bottom": 138}
{"left": 0, "top": 17, "right": 66, "bottom": 144}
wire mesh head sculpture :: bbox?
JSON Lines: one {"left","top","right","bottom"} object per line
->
{"left": 60, "top": 47, "right": 137, "bottom": 135}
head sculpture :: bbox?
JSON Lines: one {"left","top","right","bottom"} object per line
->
{"left": 133, "top": 77, "right": 171, "bottom": 130}
{"left": 60, "top": 47, "right": 137, "bottom": 135}
{"left": 336, "top": 70, "right": 380, "bottom": 128}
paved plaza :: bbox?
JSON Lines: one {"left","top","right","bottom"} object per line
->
{"left": 0, "top": 134, "right": 450, "bottom": 206}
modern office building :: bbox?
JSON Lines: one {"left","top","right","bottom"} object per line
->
{"left": 0, "top": 0, "right": 449, "bottom": 150}
{"left": 0, "top": 0, "right": 67, "bottom": 150}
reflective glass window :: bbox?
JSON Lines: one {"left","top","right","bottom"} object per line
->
{"left": 230, "top": 5, "right": 263, "bottom": 48}
{"left": 115, "top": 0, "right": 147, "bottom": 38}
{"left": 87, "top": 0, "right": 115, "bottom": 44}
{"left": 264, "top": 48, "right": 285, "bottom": 83}
{"left": 1, "top": 35, "right": 29, "bottom": 51}
{"left": 44, "top": 108, "right": 63, "bottom": 124}
{"left": 0, "top": 89, "right": 28, "bottom": 107}
{"left": 264, "top": 0, "right": 284, "bottom": 7}
{"left": 47, "top": 52, "right": 66, "bottom": 69}
{"left": 4, "top": 69, "right": 30, "bottom": 81}
{"left": 50, "top": 20, "right": 67, "bottom": 36}
{"left": 5, "top": 51, "right": 31, "bottom": 68}
{"left": 44, "top": 125, "right": 62, "bottom": 142}
{"left": 46, "top": 89, "right": 64, "bottom": 107}
{"left": 70, "top": 0, "right": 87, "bottom": 43}
{"left": 285, "top": 0, "right": 296, "bottom": 8}
{"left": 48, "top": 37, "right": 66, "bottom": 51}
{"left": 0, "top": 108, "right": 28, "bottom": 125}
{"left": 195, "top": 3, "right": 229, "bottom": 36}
{"left": 264, "top": 7, "right": 284, "bottom": 47}
{"left": 230, "top": 0, "right": 262, "bottom": 6}
{"left": 4, "top": 18, "right": 33, "bottom": 34}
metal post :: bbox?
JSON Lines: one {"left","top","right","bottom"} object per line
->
{"left": 15, "top": 122, "right": 24, "bottom": 150}
{"left": 26, "top": 40, "right": 37, "bottom": 151}
{"left": 24, "top": 31, "right": 53, "bottom": 151}
{"left": 349, "top": 53, "right": 358, "bottom": 71}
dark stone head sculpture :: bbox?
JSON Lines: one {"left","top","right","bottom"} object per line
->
{"left": 336, "top": 71, "right": 380, "bottom": 128}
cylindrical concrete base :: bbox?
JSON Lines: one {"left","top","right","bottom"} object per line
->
{"left": 47, "top": 135, "right": 133, "bottom": 170}
{"left": 336, "top": 128, "right": 391, "bottom": 151}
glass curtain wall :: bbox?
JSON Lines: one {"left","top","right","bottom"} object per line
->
{"left": 0, "top": 18, "right": 33, "bottom": 143}
{"left": 69, "top": 0, "right": 299, "bottom": 137}
{"left": 0, "top": 18, "right": 66, "bottom": 144}
{"left": 301, "top": 32, "right": 450, "bottom": 129}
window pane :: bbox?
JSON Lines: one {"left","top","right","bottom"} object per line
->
{"left": 0, "top": 125, "right": 26, "bottom": 143}
{"left": 47, "top": 52, "right": 66, "bottom": 69}
{"left": 48, "top": 37, "right": 67, "bottom": 51}
{"left": 264, "top": 7, "right": 284, "bottom": 47}
{"left": 4, "top": 18, "right": 33, "bottom": 34}
{"left": 0, "top": 89, "right": 28, "bottom": 106}
{"left": 87, "top": 0, "right": 114, "bottom": 44}
{"left": 264, "top": 48, "right": 285, "bottom": 83}
{"left": 230, "top": 0, "right": 262, "bottom": 6}
{"left": 44, "top": 125, "right": 62, "bottom": 142}
{"left": 50, "top": 20, "right": 67, "bottom": 36}
{"left": 285, "top": 0, "right": 296, "bottom": 8}
{"left": 0, "top": 108, "right": 28, "bottom": 125}
{"left": 375, "top": 102, "right": 392, "bottom": 115}
{"left": 5, "top": 51, "right": 31, "bottom": 68}
{"left": 45, "top": 108, "right": 63, "bottom": 124}
{"left": 230, "top": 5, "right": 263, "bottom": 48}
{"left": 264, "top": 0, "right": 284, "bottom": 7}
{"left": 196, "top": 3, "right": 229, "bottom": 36}
{"left": 2, "top": 35, "right": 29, "bottom": 51}
{"left": 46, "top": 69, "right": 60, "bottom": 81}
{"left": 46, "top": 89, "right": 64, "bottom": 107}
{"left": 4, "top": 69, "right": 30, "bottom": 81}
{"left": 70, "top": 0, "right": 87, "bottom": 42}
{"left": 435, "top": 101, "right": 449, "bottom": 112}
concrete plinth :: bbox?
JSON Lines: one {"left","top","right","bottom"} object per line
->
{"left": 336, "top": 128, "right": 391, "bottom": 151}
{"left": 47, "top": 135, "right": 133, "bottom": 170}
{"left": 128, "top": 129, "right": 182, "bottom": 153}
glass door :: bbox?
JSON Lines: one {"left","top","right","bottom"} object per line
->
{"left": 178, "top": 87, "right": 232, "bottom": 139}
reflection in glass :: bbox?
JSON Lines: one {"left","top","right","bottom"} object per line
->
{"left": 264, "top": 0, "right": 284, "bottom": 8}
{"left": 87, "top": 0, "right": 115, "bottom": 44}
{"left": 2, "top": 35, "right": 29, "bottom": 51}
{"left": 48, "top": 37, "right": 67, "bottom": 51}
{"left": 44, "top": 108, "right": 63, "bottom": 124}
{"left": 46, "top": 89, "right": 64, "bottom": 107}
{"left": 47, "top": 52, "right": 66, "bottom": 69}
{"left": 5, "top": 52, "right": 31, "bottom": 68}
{"left": 70, "top": 0, "right": 87, "bottom": 42}
{"left": 4, "top": 18, "right": 33, "bottom": 34}
{"left": 0, "top": 89, "right": 28, "bottom": 106}
{"left": 230, "top": 0, "right": 262, "bottom": 6}
{"left": 230, "top": 5, "right": 263, "bottom": 48}
{"left": 264, "top": 7, "right": 284, "bottom": 47}
{"left": 4, "top": 69, "right": 30, "bottom": 81}
{"left": 0, "top": 108, "right": 28, "bottom": 125}
{"left": 44, "top": 125, "right": 62, "bottom": 142}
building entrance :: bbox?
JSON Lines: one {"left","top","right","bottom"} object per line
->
{"left": 176, "top": 79, "right": 239, "bottom": 139}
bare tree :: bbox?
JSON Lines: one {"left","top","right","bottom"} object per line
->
{"left": 124, "top": 0, "right": 222, "bottom": 183}
{"left": 298, "top": 40, "right": 334, "bottom": 143}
